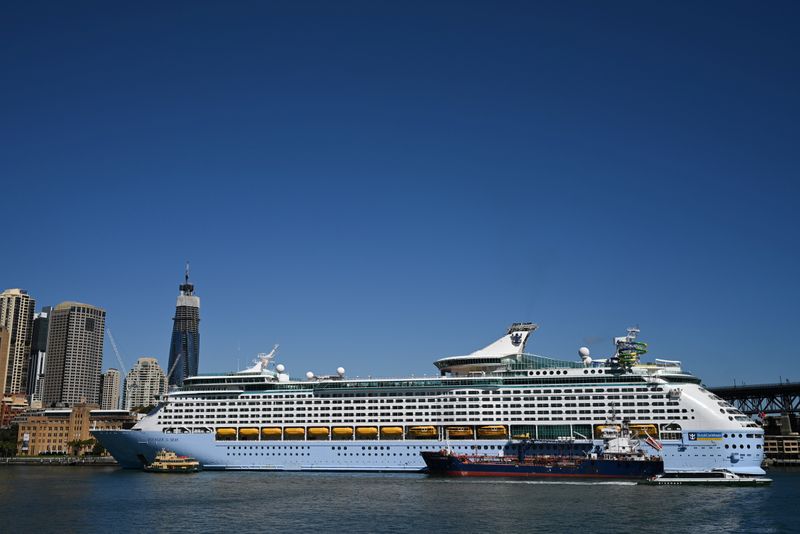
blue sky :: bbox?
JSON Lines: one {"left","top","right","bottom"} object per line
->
{"left": 2, "top": 1, "right": 798, "bottom": 386}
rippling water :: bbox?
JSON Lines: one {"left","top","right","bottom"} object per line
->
{"left": 0, "top": 467, "right": 797, "bottom": 533}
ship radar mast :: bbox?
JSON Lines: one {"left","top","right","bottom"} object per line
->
{"left": 238, "top": 344, "right": 280, "bottom": 374}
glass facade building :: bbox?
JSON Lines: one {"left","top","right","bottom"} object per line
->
{"left": 167, "top": 269, "right": 200, "bottom": 387}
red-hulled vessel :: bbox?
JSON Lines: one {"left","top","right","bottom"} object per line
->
{"left": 422, "top": 422, "right": 663, "bottom": 479}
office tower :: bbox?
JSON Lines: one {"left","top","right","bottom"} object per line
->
{"left": 100, "top": 368, "right": 121, "bottom": 410}
{"left": 41, "top": 302, "right": 106, "bottom": 407}
{"left": 0, "top": 289, "right": 35, "bottom": 394}
{"left": 27, "top": 307, "right": 51, "bottom": 403}
{"left": 166, "top": 265, "right": 200, "bottom": 387}
{"left": 124, "top": 357, "right": 167, "bottom": 410}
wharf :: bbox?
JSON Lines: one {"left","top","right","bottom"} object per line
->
{"left": 0, "top": 456, "right": 118, "bottom": 467}
{"left": 763, "top": 434, "right": 800, "bottom": 467}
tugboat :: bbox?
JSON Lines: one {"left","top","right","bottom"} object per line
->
{"left": 144, "top": 449, "right": 201, "bottom": 473}
{"left": 422, "top": 420, "right": 663, "bottom": 479}
{"left": 642, "top": 469, "right": 772, "bottom": 486}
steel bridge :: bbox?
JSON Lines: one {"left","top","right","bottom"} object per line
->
{"left": 709, "top": 382, "right": 800, "bottom": 416}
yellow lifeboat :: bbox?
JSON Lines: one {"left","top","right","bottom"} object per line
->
{"left": 284, "top": 427, "right": 305, "bottom": 439}
{"left": 408, "top": 426, "right": 438, "bottom": 439}
{"left": 380, "top": 427, "right": 404, "bottom": 439}
{"left": 332, "top": 427, "right": 354, "bottom": 439}
{"left": 239, "top": 428, "right": 259, "bottom": 440}
{"left": 477, "top": 425, "right": 507, "bottom": 439}
{"left": 307, "top": 427, "right": 330, "bottom": 440}
{"left": 215, "top": 428, "right": 236, "bottom": 441}
{"left": 356, "top": 427, "right": 379, "bottom": 439}
{"left": 261, "top": 428, "right": 282, "bottom": 440}
{"left": 594, "top": 424, "right": 621, "bottom": 438}
{"left": 446, "top": 426, "right": 474, "bottom": 439}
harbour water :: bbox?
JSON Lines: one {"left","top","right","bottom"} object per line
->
{"left": 0, "top": 467, "right": 798, "bottom": 533}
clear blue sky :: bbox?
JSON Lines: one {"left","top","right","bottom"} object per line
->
{"left": 2, "top": 1, "right": 798, "bottom": 386}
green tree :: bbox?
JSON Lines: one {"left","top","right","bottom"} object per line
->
{"left": 0, "top": 424, "right": 19, "bottom": 457}
{"left": 67, "top": 439, "right": 82, "bottom": 456}
{"left": 91, "top": 441, "right": 106, "bottom": 456}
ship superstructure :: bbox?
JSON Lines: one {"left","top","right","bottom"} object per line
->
{"left": 93, "top": 324, "right": 765, "bottom": 475}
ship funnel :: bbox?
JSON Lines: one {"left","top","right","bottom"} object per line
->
{"left": 468, "top": 323, "right": 538, "bottom": 358}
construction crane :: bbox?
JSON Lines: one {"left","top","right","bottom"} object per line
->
{"left": 166, "top": 352, "right": 182, "bottom": 385}
{"left": 105, "top": 329, "right": 128, "bottom": 376}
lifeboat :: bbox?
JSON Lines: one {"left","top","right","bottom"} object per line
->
{"left": 307, "top": 427, "right": 330, "bottom": 440}
{"left": 332, "top": 427, "right": 354, "bottom": 439}
{"left": 215, "top": 428, "right": 236, "bottom": 441}
{"left": 446, "top": 426, "right": 473, "bottom": 439}
{"left": 408, "top": 426, "right": 438, "bottom": 439}
{"left": 356, "top": 427, "right": 379, "bottom": 439}
{"left": 284, "top": 427, "right": 306, "bottom": 439}
{"left": 239, "top": 428, "right": 259, "bottom": 440}
{"left": 261, "top": 428, "right": 282, "bottom": 440}
{"left": 594, "top": 424, "right": 621, "bottom": 439}
{"left": 477, "top": 425, "right": 507, "bottom": 439}
{"left": 380, "top": 427, "right": 404, "bottom": 439}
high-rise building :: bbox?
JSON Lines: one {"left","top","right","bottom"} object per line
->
{"left": 27, "top": 307, "right": 51, "bottom": 404}
{"left": 41, "top": 302, "right": 106, "bottom": 407}
{"left": 167, "top": 265, "right": 200, "bottom": 387}
{"left": 100, "top": 368, "right": 121, "bottom": 410}
{"left": 0, "top": 289, "right": 36, "bottom": 395}
{"left": 0, "top": 326, "right": 10, "bottom": 395}
{"left": 124, "top": 357, "right": 167, "bottom": 410}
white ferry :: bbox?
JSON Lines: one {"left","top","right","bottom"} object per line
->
{"left": 93, "top": 324, "right": 765, "bottom": 475}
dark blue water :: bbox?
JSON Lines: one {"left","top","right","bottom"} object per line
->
{"left": 0, "top": 467, "right": 798, "bottom": 533}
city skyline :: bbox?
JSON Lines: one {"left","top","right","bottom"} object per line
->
{"left": 2, "top": 2, "right": 798, "bottom": 387}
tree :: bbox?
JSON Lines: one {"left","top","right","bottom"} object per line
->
{"left": 67, "top": 439, "right": 82, "bottom": 456}
{"left": 68, "top": 438, "right": 96, "bottom": 456}
{"left": 0, "top": 424, "right": 18, "bottom": 457}
{"left": 91, "top": 441, "right": 106, "bottom": 456}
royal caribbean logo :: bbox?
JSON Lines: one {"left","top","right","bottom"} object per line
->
{"left": 688, "top": 432, "right": 723, "bottom": 441}
{"left": 510, "top": 333, "right": 523, "bottom": 346}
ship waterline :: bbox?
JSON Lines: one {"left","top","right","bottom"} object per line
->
{"left": 94, "top": 323, "right": 766, "bottom": 475}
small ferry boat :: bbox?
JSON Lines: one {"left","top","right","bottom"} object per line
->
{"left": 642, "top": 469, "right": 772, "bottom": 486}
{"left": 422, "top": 421, "right": 663, "bottom": 479}
{"left": 144, "top": 449, "right": 201, "bottom": 473}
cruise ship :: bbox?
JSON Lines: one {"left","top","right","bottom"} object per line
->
{"left": 93, "top": 324, "right": 765, "bottom": 475}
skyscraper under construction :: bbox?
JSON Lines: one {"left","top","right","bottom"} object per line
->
{"left": 166, "top": 265, "right": 200, "bottom": 387}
